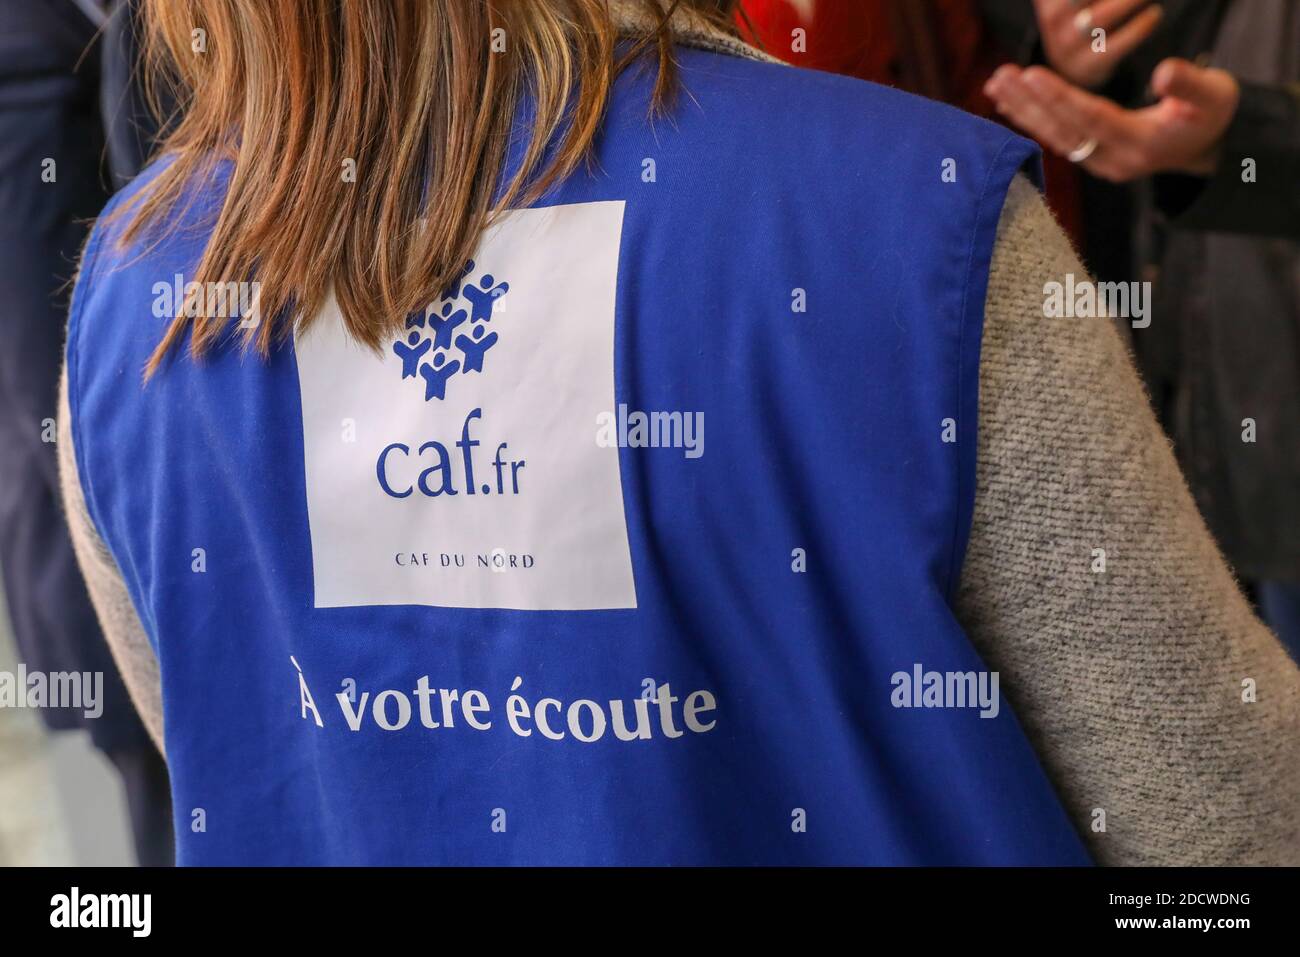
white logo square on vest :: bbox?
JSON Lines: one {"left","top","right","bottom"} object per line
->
{"left": 295, "top": 201, "right": 636, "bottom": 610}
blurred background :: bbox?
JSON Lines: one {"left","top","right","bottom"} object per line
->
{"left": 0, "top": 600, "right": 134, "bottom": 866}
{"left": 0, "top": 0, "right": 1295, "bottom": 866}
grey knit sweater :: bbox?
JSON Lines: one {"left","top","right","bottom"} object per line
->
{"left": 55, "top": 11, "right": 1300, "bottom": 866}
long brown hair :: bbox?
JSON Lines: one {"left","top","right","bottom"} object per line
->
{"left": 122, "top": 0, "right": 742, "bottom": 378}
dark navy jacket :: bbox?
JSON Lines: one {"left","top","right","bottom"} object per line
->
{"left": 0, "top": 0, "right": 147, "bottom": 747}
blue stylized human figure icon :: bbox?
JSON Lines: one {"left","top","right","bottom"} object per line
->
{"left": 428, "top": 301, "right": 468, "bottom": 350}
{"left": 462, "top": 274, "right": 509, "bottom": 324}
{"left": 418, "top": 350, "right": 461, "bottom": 401}
{"left": 455, "top": 323, "right": 498, "bottom": 374}
{"left": 395, "top": 262, "right": 508, "bottom": 400}
{"left": 393, "top": 330, "right": 432, "bottom": 379}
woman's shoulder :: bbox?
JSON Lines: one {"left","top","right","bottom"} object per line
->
{"left": 665, "top": 41, "right": 1016, "bottom": 149}
{"left": 69, "top": 152, "right": 234, "bottom": 374}
{"left": 74, "top": 152, "right": 234, "bottom": 316}
{"left": 89, "top": 152, "right": 233, "bottom": 257}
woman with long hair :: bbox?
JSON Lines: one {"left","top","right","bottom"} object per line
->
{"left": 60, "top": 0, "right": 1298, "bottom": 865}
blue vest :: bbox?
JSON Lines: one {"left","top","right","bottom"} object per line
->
{"left": 68, "top": 46, "right": 1090, "bottom": 865}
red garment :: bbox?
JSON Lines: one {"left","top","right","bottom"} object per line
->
{"left": 738, "top": 0, "right": 995, "bottom": 115}
{"left": 737, "top": 0, "right": 1084, "bottom": 244}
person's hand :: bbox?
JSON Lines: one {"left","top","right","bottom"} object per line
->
{"left": 983, "top": 58, "right": 1241, "bottom": 182}
{"left": 1032, "top": 0, "right": 1164, "bottom": 88}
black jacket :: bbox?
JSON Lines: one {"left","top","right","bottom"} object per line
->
{"left": 0, "top": 0, "right": 149, "bottom": 746}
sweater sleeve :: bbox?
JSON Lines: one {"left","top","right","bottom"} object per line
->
{"left": 57, "top": 368, "right": 165, "bottom": 755}
{"left": 959, "top": 174, "right": 1300, "bottom": 865}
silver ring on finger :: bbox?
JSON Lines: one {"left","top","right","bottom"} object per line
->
{"left": 1068, "top": 137, "right": 1099, "bottom": 163}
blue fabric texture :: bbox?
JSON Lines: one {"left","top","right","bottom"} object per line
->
{"left": 68, "top": 47, "right": 1089, "bottom": 865}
